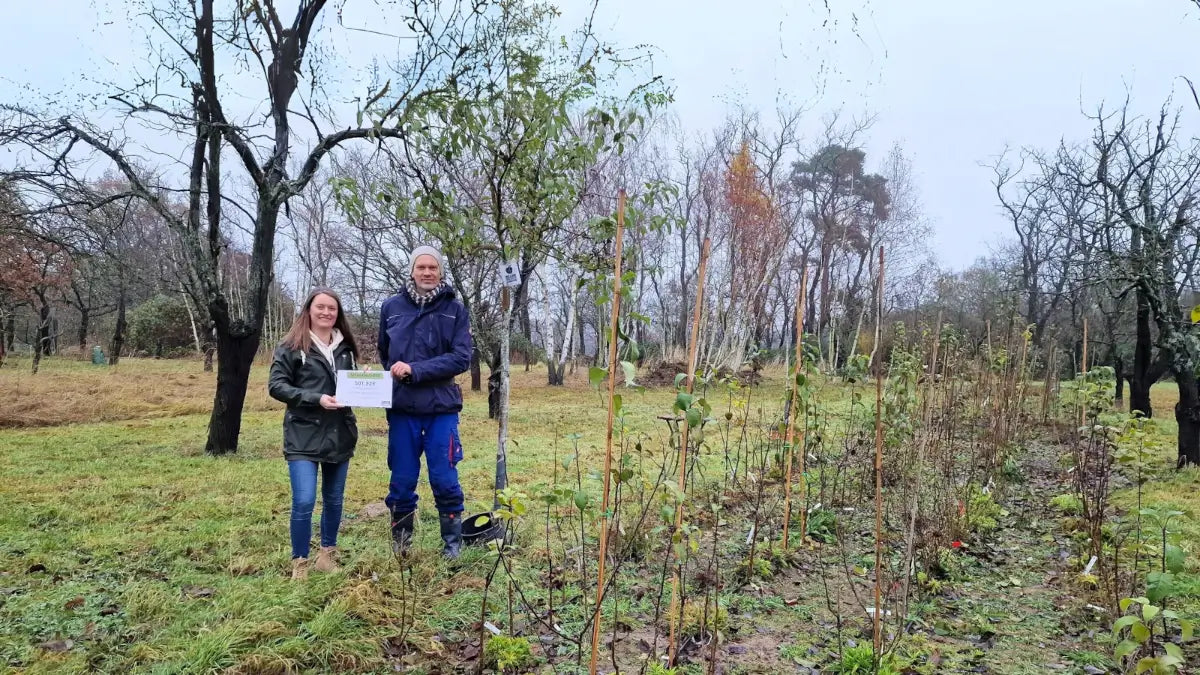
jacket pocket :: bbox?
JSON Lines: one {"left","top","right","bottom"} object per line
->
{"left": 284, "top": 411, "right": 321, "bottom": 455}
{"left": 448, "top": 430, "right": 464, "bottom": 467}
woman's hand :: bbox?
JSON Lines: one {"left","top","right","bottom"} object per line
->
{"left": 319, "top": 395, "right": 344, "bottom": 410}
{"left": 390, "top": 361, "right": 412, "bottom": 379}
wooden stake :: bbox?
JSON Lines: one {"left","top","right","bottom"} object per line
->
{"left": 984, "top": 320, "right": 992, "bottom": 396}
{"left": 589, "top": 191, "right": 625, "bottom": 675}
{"left": 1015, "top": 328, "right": 1030, "bottom": 424}
{"left": 872, "top": 246, "right": 885, "bottom": 656}
{"left": 666, "top": 237, "right": 710, "bottom": 664}
{"left": 1080, "top": 318, "right": 1089, "bottom": 427}
{"left": 782, "top": 264, "right": 808, "bottom": 549}
{"left": 1042, "top": 332, "right": 1055, "bottom": 423}
{"left": 1081, "top": 318, "right": 1089, "bottom": 374}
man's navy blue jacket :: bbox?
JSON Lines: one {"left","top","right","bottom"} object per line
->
{"left": 377, "top": 286, "right": 472, "bottom": 415}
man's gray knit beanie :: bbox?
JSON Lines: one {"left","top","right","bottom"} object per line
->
{"left": 409, "top": 245, "right": 445, "bottom": 276}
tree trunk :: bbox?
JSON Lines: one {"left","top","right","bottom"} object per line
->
{"left": 546, "top": 348, "right": 562, "bottom": 385}
{"left": 1130, "top": 287, "right": 1154, "bottom": 417}
{"left": 577, "top": 310, "right": 586, "bottom": 369}
{"left": 182, "top": 286, "right": 203, "bottom": 354}
{"left": 1129, "top": 374, "right": 1153, "bottom": 418}
{"left": 546, "top": 277, "right": 578, "bottom": 387}
{"left": 675, "top": 229, "right": 690, "bottom": 352}
{"left": 1114, "top": 356, "right": 1125, "bottom": 407}
{"left": 1175, "top": 376, "right": 1200, "bottom": 468}
{"left": 37, "top": 303, "right": 51, "bottom": 359}
{"left": 470, "top": 348, "right": 482, "bottom": 392}
{"left": 488, "top": 369, "right": 502, "bottom": 419}
{"left": 205, "top": 328, "right": 260, "bottom": 455}
{"left": 548, "top": 316, "right": 576, "bottom": 387}
{"left": 4, "top": 315, "right": 14, "bottom": 352}
{"left": 204, "top": 188, "right": 277, "bottom": 454}
{"left": 31, "top": 299, "right": 51, "bottom": 374}
{"left": 109, "top": 287, "right": 127, "bottom": 366}
{"left": 517, "top": 282, "right": 532, "bottom": 340}
{"left": 818, "top": 245, "right": 832, "bottom": 369}
{"left": 547, "top": 361, "right": 564, "bottom": 386}
{"left": 494, "top": 291, "right": 514, "bottom": 509}
{"left": 78, "top": 307, "right": 90, "bottom": 354}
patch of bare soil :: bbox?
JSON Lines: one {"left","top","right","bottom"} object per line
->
{"left": 641, "top": 361, "right": 690, "bottom": 387}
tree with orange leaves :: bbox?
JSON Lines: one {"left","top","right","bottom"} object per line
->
{"left": 0, "top": 235, "right": 72, "bottom": 372}
{"left": 718, "top": 141, "right": 788, "bottom": 366}
{"left": 0, "top": 182, "right": 73, "bottom": 371}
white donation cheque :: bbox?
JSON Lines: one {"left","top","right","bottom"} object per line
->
{"left": 335, "top": 370, "right": 393, "bottom": 408}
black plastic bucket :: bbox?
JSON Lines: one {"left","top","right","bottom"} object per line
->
{"left": 462, "top": 512, "right": 503, "bottom": 546}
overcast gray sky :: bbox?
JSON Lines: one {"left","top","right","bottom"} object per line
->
{"left": 2, "top": 0, "right": 1198, "bottom": 269}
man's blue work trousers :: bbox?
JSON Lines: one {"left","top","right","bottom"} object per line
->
{"left": 385, "top": 411, "right": 465, "bottom": 514}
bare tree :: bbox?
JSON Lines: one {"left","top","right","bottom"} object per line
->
{"left": 1, "top": 0, "right": 507, "bottom": 454}
{"left": 1056, "top": 102, "right": 1200, "bottom": 466}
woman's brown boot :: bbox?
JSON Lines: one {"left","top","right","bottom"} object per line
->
{"left": 314, "top": 546, "right": 339, "bottom": 573}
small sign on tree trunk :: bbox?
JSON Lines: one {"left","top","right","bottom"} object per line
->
{"left": 501, "top": 261, "right": 521, "bottom": 287}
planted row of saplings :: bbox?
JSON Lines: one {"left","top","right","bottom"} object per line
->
{"left": 456, "top": 320, "right": 1034, "bottom": 673}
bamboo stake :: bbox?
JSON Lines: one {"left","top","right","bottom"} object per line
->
{"left": 589, "top": 191, "right": 626, "bottom": 675}
{"left": 872, "top": 246, "right": 886, "bottom": 656}
{"left": 666, "top": 237, "right": 711, "bottom": 664}
{"left": 782, "top": 264, "right": 808, "bottom": 549}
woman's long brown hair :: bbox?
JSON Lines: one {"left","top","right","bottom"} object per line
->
{"left": 280, "top": 288, "right": 360, "bottom": 357}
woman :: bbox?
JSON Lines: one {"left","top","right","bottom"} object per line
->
{"left": 268, "top": 288, "right": 360, "bottom": 580}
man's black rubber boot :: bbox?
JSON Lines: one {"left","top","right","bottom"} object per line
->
{"left": 390, "top": 509, "right": 415, "bottom": 555}
{"left": 439, "top": 511, "right": 463, "bottom": 559}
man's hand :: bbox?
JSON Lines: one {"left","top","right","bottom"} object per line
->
{"left": 319, "top": 395, "right": 344, "bottom": 410}
{"left": 390, "top": 361, "right": 413, "bottom": 380}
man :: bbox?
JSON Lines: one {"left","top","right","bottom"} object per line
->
{"left": 378, "top": 246, "right": 472, "bottom": 558}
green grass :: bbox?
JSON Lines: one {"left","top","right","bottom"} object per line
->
{"left": 3, "top": 356, "right": 1199, "bottom": 672}
{"left": 0, "top": 356, "right": 706, "bottom": 673}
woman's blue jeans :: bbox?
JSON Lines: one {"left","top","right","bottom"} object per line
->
{"left": 287, "top": 459, "right": 350, "bottom": 559}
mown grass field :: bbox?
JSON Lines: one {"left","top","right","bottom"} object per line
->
{"left": 1, "top": 356, "right": 1197, "bottom": 674}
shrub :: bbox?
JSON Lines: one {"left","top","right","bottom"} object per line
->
{"left": 483, "top": 635, "right": 535, "bottom": 673}
{"left": 964, "top": 484, "right": 1002, "bottom": 535}
{"left": 680, "top": 600, "right": 728, "bottom": 639}
{"left": 127, "top": 294, "right": 197, "bottom": 357}
{"left": 806, "top": 508, "right": 838, "bottom": 544}
{"left": 829, "top": 645, "right": 899, "bottom": 675}
{"left": 1050, "top": 493, "right": 1084, "bottom": 516}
